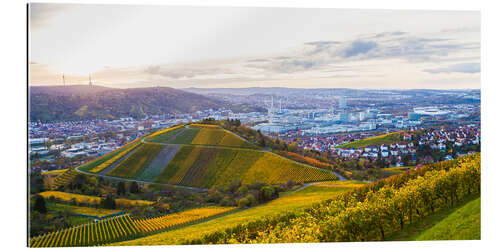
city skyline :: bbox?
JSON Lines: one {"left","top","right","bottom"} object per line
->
{"left": 29, "top": 4, "right": 480, "bottom": 89}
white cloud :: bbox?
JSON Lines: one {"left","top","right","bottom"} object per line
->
{"left": 29, "top": 4, "right": 480, "bottom": 89}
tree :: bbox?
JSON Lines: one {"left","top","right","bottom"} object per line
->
{"left": 237, "top": 185, "right": 248, "bottom": 195}
{"left": 129, "top": 181, "right": 140, "bottom": 194}
{"left": 259, "top": 186, "right": 275, "bottom": 202}
{"left": 117, "top": 182, "right": 126, "bottom": 195}
{"left": 228, "top": 179, "right": 241, "bottom": 194}
{"left": 33, "top": 195, "right": 47, "bottom": 214}
{"left": 100, "top": 194, "right": 116, "bottom": 209}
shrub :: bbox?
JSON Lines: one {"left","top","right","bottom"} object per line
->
{"left": 238, "top": 197, "right": 250, "bottom": 208}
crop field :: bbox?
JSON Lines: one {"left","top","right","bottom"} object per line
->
{"left": 107, "top": 143, "right": 165, "bottom": 178}
{"left": 50, "top": 169, "right": 79, "bottom": 189}
{"left": 383, "top": 166, "right": 413, "bottom": 174}
{"left": 155, "top": 146, "right": 336, "bottom": 188}
{"left": 191, "top": 128, "right": 227, "bottom": 145}
{"left": 189, "top": 124, "right": 220, "bottom": 129}
{"left": 133, "top": 206, "right": 236, "bottom": 234}
{"left": 243, "top": 153, "right": 338, "bottom": 184}
{"left": 147, "top": 125, "right": 185, "bottom": 141}
{"left": 190, "top": 128, "right": 256, "bottom": 148}
{"left": 46, "top": 202, "right": 122, "bottom": 217}
{"left": 37, "top": 191, "right": 157, "bottom": 208}
{"left": 147, "top": 125, "right": 185, "bottom": 143}
{"left": 278, "top": 151, "right": 335, "bottom": 170}
{"left": 169, "top": 127, "right": 201, "bottom": 144}
{"left": 112, "top": 181, "right": 364, "bottom": 246}
{"left": 79, "top": 137, "right": 142, "bottom": 172}
{"left": 41, "top": 169, "right": 68, "bottom": 176}
{"left": 30, "top": 215, "right": 140, "bottom": 247}
{"left": 135, "top": 145, "right": 181, "bottom": 181}
{"left": 30, "top": 206, "right": 236, "bottom": 247}
{"left": 335, "top": 131, "right": 403, "bottom": 149}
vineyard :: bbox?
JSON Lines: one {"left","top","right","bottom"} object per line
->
{"left": 133, "top": 206, "right": 236, "bottom": 234}
{"left": 154, "top": 145, "right": 337, "bottom": 188}
{"left": 146, "top": 124, "right": 185, "bottom": 141}
{"left": 37, "top": 191, "right": 161, "bottom": 208}
{"left": 335, "top": 131, "right": 404, "bottom": 149}
{"left": 88, "top": 139, "right": 142, "bottom": 173}
{"left": 107, "top": 143, "right": 165, "bottom": 178}
{"left": 190, "top": 128, "right": 256, "bottom": 148}
{"left": 79, "top": 137, "right": 142, "bottom": 173}
{"left": 29, "top": 207, "right": 236, "bottom": 247}
{"left": 135, "top": 144, "right": 181, "bottom": 181}
{"left": 50, "top": 169, "right": 79, "bottom": 190}
{"left": 111, "top": 180, "right": 365, "bottom": 246}
{"left": 189, "top": 124, "right": 220, "bottom": 129}
{"left": 30, "top": 215, "right": 140, "bottom": 247}
{"left": 169, "top": 127, "right": 201, "bottom": 144}
{"left": 185, "top": 153, "right": 480, "bottom": 244}
{"left": 278, "top": 151, "right": 336, "bottom": 170}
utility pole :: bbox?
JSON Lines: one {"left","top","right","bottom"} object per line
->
{"left": 62, "top": 74, "right": 65, "bottom": 86}
{"left": 89, "top": 74, "right": 92, "bottom": 87}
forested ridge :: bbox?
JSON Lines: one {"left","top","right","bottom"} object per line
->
{"left": 29, "top": 85, "right": 264, "bottom": 122}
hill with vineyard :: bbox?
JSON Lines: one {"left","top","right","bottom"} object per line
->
{"left": 79, "top": 124, "right": 339, "bottom": 188}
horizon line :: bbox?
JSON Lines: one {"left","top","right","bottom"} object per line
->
{"left": 28, "top": 83, "right": 480, "bottom": 91}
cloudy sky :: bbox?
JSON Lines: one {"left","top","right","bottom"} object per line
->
{"left": 29, "top": 4, "right": 480, "bottom": 89}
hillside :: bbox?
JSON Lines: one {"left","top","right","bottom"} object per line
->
{"left": 80, "top": 124, "right": 338, "bottom": 188}
{"left": 336, "top": 132, "right": 403, "bottom": 148}
{"left": 416, "top": 197, "right": 480, "bottom": 240}
{"left": 179, "top": 153, "right": 480, "bottom": 244}
{"left": 112, "top": 180, "right": 365, "bottom": 246}
{"left": 29, "top": 85, "right": 264, "bottom": 122}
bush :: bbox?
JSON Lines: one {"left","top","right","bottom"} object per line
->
{"left": 259, "top": 186, "right": 275, "bottom": 202}
{"left": 238, "top": 197, "right": 250, "bottom": 208}
{"left": 33, "top": 194, "right": 47, "bottom": 214}
{"left": 237, "top": 185, "right": 248, "bottom": 195}
{"left": 245, "top": 194, "right": 256, "bottom": 206}
{"left": 100, "top": 194, "right": 116, "bottom": 209}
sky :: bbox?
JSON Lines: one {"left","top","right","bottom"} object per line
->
{"left": 29, "top": 3, "right": 480, "bottom": 89}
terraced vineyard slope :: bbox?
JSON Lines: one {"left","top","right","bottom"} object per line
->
{"left": 29, "top": 207, "right": 236, "bottom": 247}
{"left": 154, "top": 145, "right": 337, "bottom": 188}
{"left": 50, "top": 169, "right": 79, "bottom": 190}
{"left": 30, "top": 215, "right": 140, "bottom": 247}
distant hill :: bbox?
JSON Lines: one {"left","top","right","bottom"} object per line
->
{"left": 29, "top": 85, "right": 263, "bottom": 122}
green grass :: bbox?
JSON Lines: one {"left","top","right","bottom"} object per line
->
{"left": 107, "top": 143, "right": 165, "bottom": 178}
{"left": 112, "top": 181, "right": 365, "bottom": 246}
{"left": 169, "top": 127, "right": 200, "bottom": 144}
{"left": 416, "top": 197, "right": 480, "bottom": 241}
{"left": 383, "top": 166, "right": 413, "bottom": 174}
{"left": 387, "top": 196, "right": 480, "bottom": 241}
{"left": 336, "top": 132, "right": 403, "bottom": 149}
